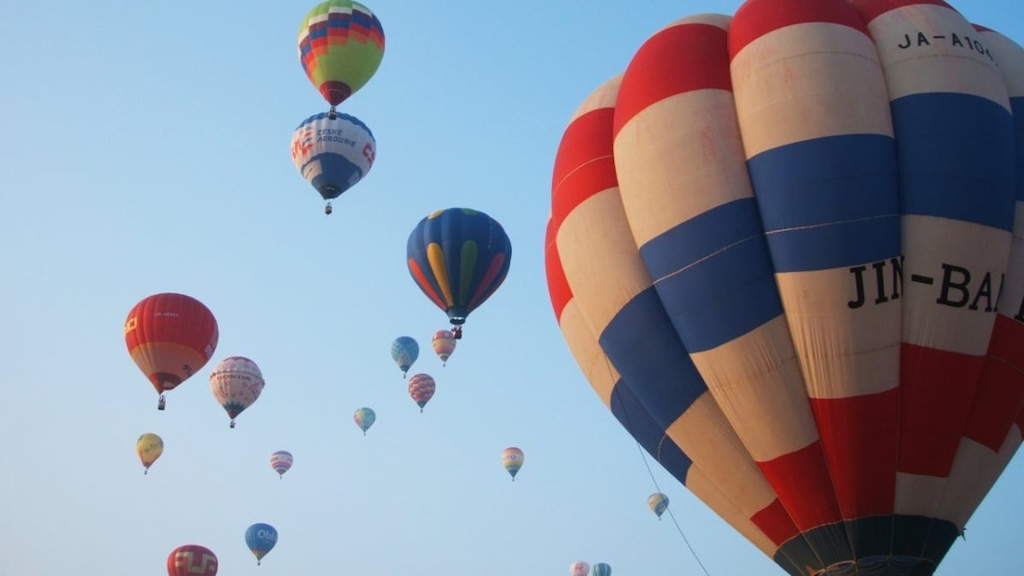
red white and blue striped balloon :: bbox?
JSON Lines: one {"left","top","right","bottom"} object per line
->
{"left": 546, "top": 1, "right": 1024, "bottom": 575}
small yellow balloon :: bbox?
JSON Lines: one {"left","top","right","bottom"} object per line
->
{"left": 136, "top": 433, "right": 164, "bottom": 475}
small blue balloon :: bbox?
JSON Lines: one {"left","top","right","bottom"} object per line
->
{"left": 245, "top": 522, "right": 278, "bottom": 565}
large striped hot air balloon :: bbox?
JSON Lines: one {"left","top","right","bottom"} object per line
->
{"left": 124, "top": 293, "right": 219, "bottom": 411}
{"left": 297, "top": 1, "right": 385, "bottom": 116}
{"left": 407, "top": 208, "right": 512, "bottom": 339}
{"left": 545, "top": 1, "right": 1024, "bottom": 575}
{"left": 407, "top": 373, "right": 436, "bottom": 412}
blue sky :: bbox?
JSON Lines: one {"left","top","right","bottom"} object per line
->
{"left": 1, "top": 1, "right": 1023, "bottom": 575}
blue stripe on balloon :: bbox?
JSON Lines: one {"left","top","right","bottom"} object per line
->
{"left": 746, "top": 133, "right": 902, "bottom": 272}
{"left": 306, "top": 154, "right": 362, "bottom": 199}
{"left": 640, "top": 198, "right": 784, "bottom": 353}
{"left": 891, "top": 92, "right": 1015, "bottom": 231}
{"left": 609, "top": 378, "right": 693, "bottom": 482}
{"left": 1011, "top": 98, "right": 1024, "bottom": 203}
{"left": 599, "top": 286, "right": 708, "bottom": 427}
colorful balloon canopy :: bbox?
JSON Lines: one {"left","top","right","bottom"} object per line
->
{"left": 290, "top": 111, "right": 376, "bottom": 211}
{"left": 270, "top": 450, "right": 293, "bottom": 478}
{"left": 136, "top": 433, "right": 163, "bottom": 475}
{"left": 391, "top": 336, "right": 419, "bottom": 377}
{"left": 648, "top": 492, "right": 669, "bottom": 519}
{"left": 245, "top": 523, "right": 278, "bottom": 565}
{"left": 167, "top": 544, "right": 217, "bottom": 576}
{"left": 592, "top": 563, "right": 612, "bottom": 576}
{"left": 407, "top": 208, "right": 512, "bottom": 334}
{"left": 407, "top": 373, "right": 436, "bottom": 412}
{"left": 546, "top": 2, "right": 1024, "bottom": 575}
{"left": 354, "top": 407, "right": 376, "bottom": 435}
{"left": 431, "top": 329, "right": 456, "bottom": 366}
{"left": 502, "top": 447, "right": 524, "bottom": 481}
{"left": 298, "top": 0, "right": 385, "bottom": 110}
{"left": 209, "top": 356, "right": 265, "bottom": 428}
{"left": 124, "top": 293, "right": 219, "bottom": 409}
{"left": 570, "top": 561, "right": 590, "bottom": 576}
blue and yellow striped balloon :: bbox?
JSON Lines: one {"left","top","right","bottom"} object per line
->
{"left": 407, "top": 208, "right": 512, "bottom": 328}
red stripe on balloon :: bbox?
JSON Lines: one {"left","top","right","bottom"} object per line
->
{"left": 407, "top": 259, "right": 447, "bottom": 310}
{"left": 898, "top": 344, "right": 986, "bottom": 476}
{"left": 729, "top": 0, "right": 870, "bottom": 58}
{"left": 613, "top": 22, "right": 731, "bottom": 137}
{"left": 545, "top": 221, "right": 573, "bottom": 322}
{"left": 847, "top": 0, "right": 957, "bottom": 26}
{"left": 757, "top": 441, "right": 843, "bottom": 530}
{"left": 965, "top": 316, "right": 1024, "bottom": 451}
{"left": 551, "top": 107, "right": 618, "bottom": 232}
{"left": 811, "top": 388, "right": 899, "bottom": 518}
{"left": 750, "top": 498, "right": 801, "bottom": 547}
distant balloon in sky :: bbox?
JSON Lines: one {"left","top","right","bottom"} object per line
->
{"left": 592, "top": 562, "right": 612, "bottom": 576}
{"left": 297, "top": 0, "right": 385, "bottom": 115}
{"left": 125, "top": 293, "right": 218, "bottom": 411}
{"left": 291, "top": 111, "right": 376, "bottom": 215}
{"left": 570, "top": 561, "right": 590, "bottom": 576}
{"left": 209, "top": 356, "right": 265, "bottom": 428}
{"left": 546, "top": 2, "right": 1024, "bottom": 575}
{"left": 407, "top": 208, "right": 512, "bottom": 339}
{"left": 431, "top": 330, "right": 456, "bottom": 366}
{"left": 648, "top": 493, "right": 669, "bottom": 520}
{"left": 270, "top": 450, "right": 293, "bottom": 478}
{"left": 167, "top": 544, "right": 217, "bottom": 576}
{"left": 136, "top": 433, "right": 163, "bottom": 475}
{"left": 407, "top": 373, "right": 436, "bottom": 413}
{"left": 391, "top": 336, "right": 419, "bottom": 377}
{"left": 502, "top": 447, "right": 524, "bottom": 481}
{"left": 354, "top": 407, "right": 376, "bottom": 435}
{"left": 245, "top": 523, "right": 278, "bottom": 565}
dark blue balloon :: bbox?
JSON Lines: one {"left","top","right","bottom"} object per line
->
{"left": 406, "top": 208, "right": 512, "bottom": 326}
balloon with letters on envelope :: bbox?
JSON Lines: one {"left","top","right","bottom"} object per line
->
{"left": 545, "top": 1, "right": 1024, "bottom": 574}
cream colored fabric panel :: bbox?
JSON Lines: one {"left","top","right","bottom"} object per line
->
{"left": 687, "top": 464, "right": 779, "bottom": 558}
{"left": 867, "top": 6, "right": 1010, "bottom": 111}
{"left": 730, "top": 23, "right": 892, "bottom": 158}
{"left": 558, "top": 300, "right": 619, "bottom": 410}
{"left": 557, "top": 190, "right": 651, "bottom": 336}
{"left": 900, "top": 215, "right": 1011, "bottom": 354}
{"left": 615, "top": 90, "right": 753, "bottom": 247}
{"left": 894, "top": 472, "right": 946, "bottom": 517}
{"left": 691, "top": 315, "right": 817, "bottom": 460}
{"left": 665, "top": 393, "right": 777, "bottom": 516}
{"left": 938, "top": 432, "right": 1022, "bottom": 529}
{"left": 775, "top": 269, "right": 901, "bottom": 399}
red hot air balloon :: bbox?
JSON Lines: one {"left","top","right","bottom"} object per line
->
{"left": 125, "top": 293, "right": 219, "bottom": 410}
{"left": 167, "top": 544, "right": 218, "bottom": 576}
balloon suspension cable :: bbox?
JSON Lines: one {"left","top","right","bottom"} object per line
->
{"left": 604, "top": 356, "right": 713, "bottom": 576}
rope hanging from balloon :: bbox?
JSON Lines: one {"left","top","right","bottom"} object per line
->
{"left": 602, "top": 355, "right": 713, "bottom": 576}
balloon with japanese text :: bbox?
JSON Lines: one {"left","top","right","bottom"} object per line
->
{"left": 545, "top": 1, "right": 1024, "bottom": 575}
